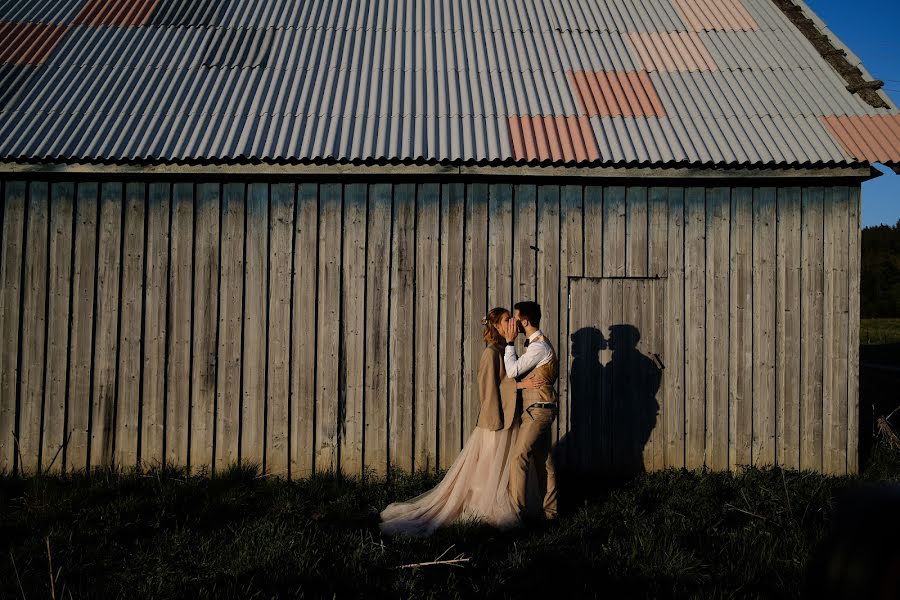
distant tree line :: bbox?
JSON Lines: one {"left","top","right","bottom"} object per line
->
{"left": 861, "top": 220, "right": 900, "bottom": 318}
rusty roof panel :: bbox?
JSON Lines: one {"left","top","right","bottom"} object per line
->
{"left": 821, "top": 115, "right": 900, "bottom": 164}
{"left": 626, "top": 31, "right": 718, "bottom": 72}
{"left": 568, "top": 70, "right": 665, "bottom": 117}
{"left": 0, "top": 21, "right": 69, "bottom": 64}
{"left": 673, "top": 0, "right": 760, "bottom": 32}
{"left": 508, "top": 115, "right": 599, "bottom": 162}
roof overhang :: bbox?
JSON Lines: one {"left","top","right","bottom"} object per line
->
{"left": 0, "top": 162, "right": 880, "bottom": 183}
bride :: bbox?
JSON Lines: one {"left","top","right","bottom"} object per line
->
{"left": 379, "top": 307, "right": 545, "bottom": 536}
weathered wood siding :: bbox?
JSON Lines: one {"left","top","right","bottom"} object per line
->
{"left": 0, "top": 179, "right": 862, "bottom": 477}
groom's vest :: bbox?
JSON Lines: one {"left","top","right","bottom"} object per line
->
{"left": 521, "top": 335, "right": 559, "bottom": 410}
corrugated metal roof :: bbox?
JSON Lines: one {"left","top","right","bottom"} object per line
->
{"left": 0, "top": 0, "right": 897, "bottom": 168}
{"left": 0, "top": 0, "right": 85, "bottom": 24}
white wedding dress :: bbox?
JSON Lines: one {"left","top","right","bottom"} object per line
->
{"left": 379, "top": 415, "right": 542, "bottom": 537}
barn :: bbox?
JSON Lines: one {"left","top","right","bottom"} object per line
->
{"left": 1, "top": 0, "right": 899, "bottom": 479}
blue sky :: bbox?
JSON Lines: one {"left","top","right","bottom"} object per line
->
{"left": 805, "top": 0, "right": 899, "bottom": 228}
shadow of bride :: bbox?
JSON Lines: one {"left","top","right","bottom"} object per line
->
{"left": 553, "top": 324, "right": 661, "bottom": 515}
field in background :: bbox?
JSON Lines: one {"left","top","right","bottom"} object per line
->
{"left": 859, "top": 319, "right": 900, "bottom": 466}
{"left": 860, "top": 318, "right": 900, "bottom": 345}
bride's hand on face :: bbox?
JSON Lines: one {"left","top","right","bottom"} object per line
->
{"left": 516, "top": 378, "right": 546, "bottom": 389}
{"left": 504, "top": 317, "right": 518, "bottom": 342}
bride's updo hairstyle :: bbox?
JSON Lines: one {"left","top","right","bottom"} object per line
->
{"left": 481, "top": 307, "right": 509, "bottom": 347}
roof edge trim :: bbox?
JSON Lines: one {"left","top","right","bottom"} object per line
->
{"left": 775, "top": 0, "right": 893, "bottom": 110}
{"left": 0, "top": 161, "right": 877, "bottom": 180}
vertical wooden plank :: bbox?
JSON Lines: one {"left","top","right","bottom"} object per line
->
{"left": 684, "top": 187, "right": 705, "bottom": 470}
{"left": 537, "top": 185, "right": 561, "bottom": 446}
{"left": 462, "top": 184, "right": 488, "bottom": 438}
{"left": 847, "top": 186, "right": 860, "bottom": 474}
{"left": 751, "top": 187, "right": 776, "bottom": 466}
{"left": 648, "top": 186, "right": 667, "bottom": 471}
{"left": 729, "top": 187, "right": 752, "bottom": 471}
{"left": 632, "top": 281, "right": 661, "bottom": 472}
{"left": 559, "top": 185, "right": 583, "bottom": 444}
{"left": 216, "top": 183, "right": 244, "bottom": 471}
{"left": 0, "top": 182, "right": 25, "bottom": 472}
{"left": 41, "top": 183, "right": 74, "bottom": 473}
{"left": 664, "top": 187, "right": 685, "bottom": 469}
{"left": 488, "top": 183, "right": 513, "bottom": 308}
{"left": 166, "top": 183, "right": 193, "bottom": 468}
{"left": 415, "top": 183, "right": 439, "bottom": 471}
{"left": 608, "top": 278, "right": 625, "bottom": 471}
{"left": 265, "top": 183, "right": 294, "bottom": 478}
{"left": 19, "top": 182, "right": 49, "bottom": 474}
{"left": 626, "top": 186, "right": 648, "bottom": 277}
{"left": 315, "top": 183, "right": 341, "bottom": 473}
{"left": 389, "top": 183, "right": 415, "bottom": 472}
{"left": 189, "top": 183, "right": 219, "bottom": 473}
{"left": 634, "top": 279, "right": 659, "bottom": 471}
{"left": 583, "top": 185, "right": 602, "bottom": 277}
{"left": 141, "top": 183, "right": 170, "bottom": 469}
{"left": 572, "top": 277, "right": 599, "bottom": 471}
{"left": 800, "top": 187, "right": 824, "bottom": 472}
{"left": 243, "top": 183, "right": 268, "bottom": 470}
{"left": 776, "top": 187, "right": 802, "bottom": 470}
{"left": 648, "top": 187, "right": 668, "bottom": 278}
{"left": 513, "top": 184, "right": 537, "bottom": 302}
{"left": 114, "top": 183, "right": 145, "bottom": 470}
{"left": 650, "top": 278, "right": 666, "bottom": 471}
{"left": 705, "top": 186, "right": 729, "bottom": 471}
{"left": 439, "top": 183, "right": 464, "bottom": 470}
{"left": 596, "top": 276, "right": 614, "bottom": 471}
{"left": 613, "top": 278, "right": 653, "bottom": 472}
{"left": 567, "top": 277, "right": 583, "bottom": 471}
{"left": 66, "top": 183, "right": 97, "bottom": 473}
{"left": 364, "top": 183, "right": 391, "bottom": 476}
{"left": 602, "top": 186, "right": 625, "bottom": 277}
{"left": 90, "top": 182, "right": 122, "bottom": 469}
{"left": 824, "top": 186, "right": 849, "bottom": 475}
{"left": 340, "top": 183, "right": 366, "bottom": 476}
{"left": 290, "top": 183, "right": 316, "bottom": 478}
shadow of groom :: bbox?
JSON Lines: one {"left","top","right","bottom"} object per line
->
{"left": 553, "top": 324, "right": 661, "bottom": 515}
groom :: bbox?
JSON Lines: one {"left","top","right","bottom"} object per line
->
{"left": 503, "top": 301, "right": 559, "bottom": 522}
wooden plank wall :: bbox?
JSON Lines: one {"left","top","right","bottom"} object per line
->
{"left": 0, "top": 179, "right": 862, "bottom": 477}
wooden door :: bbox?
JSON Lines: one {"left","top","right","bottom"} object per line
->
{"left": 565, "top": 277, "right": 666, "bottom": 475}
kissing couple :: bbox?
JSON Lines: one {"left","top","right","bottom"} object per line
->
{"left": 379, "top": 301, "right": 559, "bottom": 537}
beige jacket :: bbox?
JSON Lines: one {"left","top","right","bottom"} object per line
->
{"left": 476, "top": 344, "right": 519, "bottom": 430}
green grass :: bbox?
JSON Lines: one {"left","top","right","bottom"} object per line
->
{"left": 860, "top": 318, "right": 900, "bottom": 345}
{"left": 3, "top": 447, "right": 900, "bottom": 599}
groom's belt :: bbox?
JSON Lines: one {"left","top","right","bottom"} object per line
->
{"left": 526, "top": 402, "right": 557, "bottom": 410}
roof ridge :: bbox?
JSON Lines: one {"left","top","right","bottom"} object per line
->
{"left": 770, "top": 0, "right": 892, "bottom": 110}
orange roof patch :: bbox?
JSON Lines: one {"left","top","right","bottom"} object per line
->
{"left": 626, "top": 31, "right": 717, "bottom": 72}
{"left": 0, "top": 22, "right": 69, "bottom": 65}
{"left": 73, "top": 0, "right": 161, "bottom": 27}
{"left": 568, "top": 70, "right": 665, "bottom": 117}
{"left": 508, "top": 115, "right": 600, "bottom": 163}
{"left": 821, "top": 114, "right": 900, "bottom": 164}
{"left": 673, "top": 0, "right": 760, "bottom": 31}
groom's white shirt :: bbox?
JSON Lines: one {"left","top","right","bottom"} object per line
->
{"left": 503, "top": 329, "right": 552, "bottom": 379}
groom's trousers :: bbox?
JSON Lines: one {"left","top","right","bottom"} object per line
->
{"left": 509, "top": 405, "right": 558, "bottom": 520}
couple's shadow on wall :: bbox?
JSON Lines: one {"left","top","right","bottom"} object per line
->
{"left": 553, "top": 325, "right": 661, "bottom": 514}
